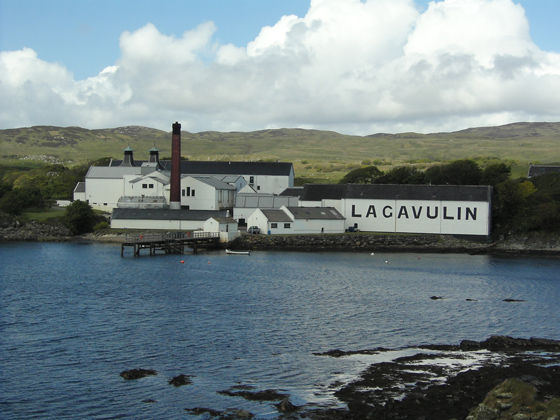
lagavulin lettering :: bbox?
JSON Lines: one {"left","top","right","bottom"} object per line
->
{"left": 352, "top": 205, "right": 478, "bottom": 221}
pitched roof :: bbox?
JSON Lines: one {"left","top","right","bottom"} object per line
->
{"left": 208, "top": 217, "right": 238, "bottom": 224}
{"left": 190, "top": 176, "right": 236, "bottom": 190}
{"left": 73, "top": 182, "right": 85, "bottom": 193}
{"left": 112, "top": 208, "right": 227, "bottom": 221}
{"left": 286, "top": 207, "right": 345, "bottom": 220}
{"left": 527, "top": 165, "right": 560, "bottom": 178}
{"left": 260, "top": 209, "right": 293, "bottom": 223}
{"left": 87, "top": 166, "right": 142, "bottom": 179}
{"left": 164, "top": 161, "right": 293, "bottom": 176}
{"left": 300, "top": 184, "right": 492, "bottom": 202}
{"left": 279, "top": 187, "right": 303, "bottom": 197}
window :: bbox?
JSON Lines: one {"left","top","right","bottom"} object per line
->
{"left": 271, "top": 223, "right": 278, "bottom": 228}
{"left": 249, "top": 176, "right": 254, "bottom": 185}
{"left": 284, "top": 223, "right": 291, "bottom": 228}
{"left": 192, "top": 190, "right": 195, "bottom": 197}
{"left": 142, "top": 183, "right": 147, "bottom": 188}
{"left": 186, "top": 187, "right": 191, "bottom": 196}
{"left": 149, "top": 184, "right": 154, "bottom": 189}
{"left": 182, "top": 189, "right": 186, "bottom": 197}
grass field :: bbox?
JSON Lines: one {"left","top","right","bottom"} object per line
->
{"left": 2, "top": 122, "right": 559, "bottom": 182}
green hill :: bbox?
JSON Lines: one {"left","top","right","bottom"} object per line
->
{"left": 1, "top": 122, "right": 559, "bottom": 182}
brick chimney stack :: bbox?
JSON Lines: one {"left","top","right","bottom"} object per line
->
{"left": 170, "top": 122, "right": 181, "bottom": 210}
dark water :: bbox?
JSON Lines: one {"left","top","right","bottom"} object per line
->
{"left": 1, "top": 242, "right": 559, "bottom": 419}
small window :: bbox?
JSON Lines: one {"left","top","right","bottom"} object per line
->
{"left": 142, "top": 183, "right": 147, "bottom": 188}
{"left": 257, "top": 186, "right": 260, "bottom": 190}
{"left": 192, "top": 190, "right": 195, "bottom": 197}
{"left": 187, "top": 187, "right": 191, "bottom": 196}
{"left": 182, "top": 189, "right": 186, "bottom": 197}
{"left": 249, "top": 176, "right": 254, "bottom": 185}
{"left": 149, "top": 184, "right": 154, "bottom": 189}
{"left": 271, "top": 223, "right": 278, "bottom": 228}
{"left": 284, "top": 223, "right": 291, "bottom": 228}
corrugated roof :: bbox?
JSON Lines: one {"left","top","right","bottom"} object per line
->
{"left": 87, "top": 166, "right": 142, "bottom": 178}
{"left": 235, "top": 193, "right": 299, "bottom": 208}
{"left": 287, "top": 207, "right": 345, "bottom": 220}
{"left": 300, "top": 184, "right": 492, "bottom": 202}
{"left": 112, "top": 208, "right": 227, "bottom": 221}
{"left": 192, "top": 176, "right": 236, "bottom": 190}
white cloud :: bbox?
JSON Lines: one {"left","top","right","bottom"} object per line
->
{"left": 1, "top": 0, "right": 560, "bottom": 135}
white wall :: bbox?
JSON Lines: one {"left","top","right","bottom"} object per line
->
{"left": 246, "top": 209, "right": 270, "bottom": 234}
{"left": 180, "top": 178, "right": 218, "bottom": 210}
{"left": 110, "top": 218, "right": 205, "bottom": 231}
{"left": 245, "top": 172, "right": 293, "bottom": 195}
{"left": 86, "top": 178, "right": 125, "bottom": 211}
{"left": 343, "top": 199, "right": 491, "bottom": 235}
{"left": 291, "top": 218, "right": 345, "bottom": 234}
{"left": 203, "top": 218, "right": 238, "bottom": 233}
{"left": 124, "top": 174, "right": 168, "bottom": 199}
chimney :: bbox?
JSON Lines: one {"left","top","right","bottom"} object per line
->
{"left": 120, "top": 146, "right": 135, "bottom": 167}
{"left": 148, "top": 145, "right": 160, "bottom": 163}
{"left": 170, "top": 122, "right": 181, "bottom": 209}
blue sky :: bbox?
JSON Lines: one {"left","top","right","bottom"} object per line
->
{"left": 1, "top": 0, "right": 560, "bottom": 134}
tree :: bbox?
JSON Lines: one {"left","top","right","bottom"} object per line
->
{"left": 376, "top": 166, "right": 426, "bottom": 184}
{"left": 481, "top": 163, "right": 511, "bottom": 186}
{"left": 0, "top": 187, "right": 44, "bottom": 215}
{"left": 340, "top": 166, "right": 383, "bottom": 184}
{"left": 425, "top": 159, "right": 482, "bottom": 185}
{"left": 63, "top": 201, "right": 99, "bottom": 235}
{"left": 493, "top": 180, "right": 527, "bottom": 232}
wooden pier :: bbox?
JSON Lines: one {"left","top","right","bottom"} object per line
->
{"left": 121, "top": 231, "right": 220, "bottom": 257}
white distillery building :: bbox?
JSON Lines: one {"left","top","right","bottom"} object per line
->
{"left": 299, "top": 184, "right": 493, "bottom": 236}
{"left": 76, "top": 148, "right": 294, "bottom": 212}
{"left": 247, "top": 206, "right": 346, "bottom": 235}
{"left": 233, "top": 193, "right": 300, "bottom": 226}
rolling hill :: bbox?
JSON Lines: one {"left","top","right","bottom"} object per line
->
{"left": 1, "top": 122, "right": 559, "bottom": 182}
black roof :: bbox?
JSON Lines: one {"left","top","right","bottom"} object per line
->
{"left": 527, "top": 165, "right": 560, "bottom": 178}
{"left": 112, "top": 208, "right": 227, "bottom": 221}
{"left": 109, "top": 160, "right": 293, "bottom": 176}
{"left": 279, "top": 187, "right": 303, "bottom": 197}
{"left": 300, "top": 184, "right": 492, "bottom": 202}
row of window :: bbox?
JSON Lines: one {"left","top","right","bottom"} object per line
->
{"left": 270, "top": 223, "right": 291, "bottom": 228}
{"left": 142, "top": 184, "right": 154, "bottom": 189}
{"left": 182, "top": 187, "right": 195, "bottom": 197}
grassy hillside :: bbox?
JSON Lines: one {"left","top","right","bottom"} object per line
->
{"left": 1, "top": 122, "right": 559, "bottom": 183}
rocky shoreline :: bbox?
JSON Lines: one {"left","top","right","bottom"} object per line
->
{"left": 302, "top": 336, "right": 560, "bottom": 420}
{"left": 117, "top": 336, "right": 560, "bottom": 420}
{"left": 1, "top": 220, "right": 560, "bottom": 256}
{"left": 232, "top": 232, "right": 560, "bottom": 256}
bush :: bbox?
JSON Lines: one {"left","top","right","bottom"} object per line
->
{"left": 63, "top": 201, "right": 99, "bottom": 235}
{"left": 94, "top": 221, "right": 109, "bottom": 231}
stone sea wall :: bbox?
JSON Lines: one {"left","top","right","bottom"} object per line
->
{"left": 233, "top": 232, "right": 560, "bottom": 255}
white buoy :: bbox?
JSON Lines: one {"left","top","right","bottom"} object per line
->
{"left": 385, "top": 260, "right": 389, "bottom": 264}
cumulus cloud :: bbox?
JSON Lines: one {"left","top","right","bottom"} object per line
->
{"left": 1, "top": 0, "right": 560, "bottom": 134}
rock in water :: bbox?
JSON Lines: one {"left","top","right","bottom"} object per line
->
{"left": 119, "top": 368, "right": 157, "bottom": 380}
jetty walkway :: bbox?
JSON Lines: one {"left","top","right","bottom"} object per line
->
{"left": 121, "top": 231, "right": 220, "bottom": 257}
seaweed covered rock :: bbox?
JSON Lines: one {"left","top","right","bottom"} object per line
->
{"left": 119, "top": 368, "right": 157, "bottom": 380}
